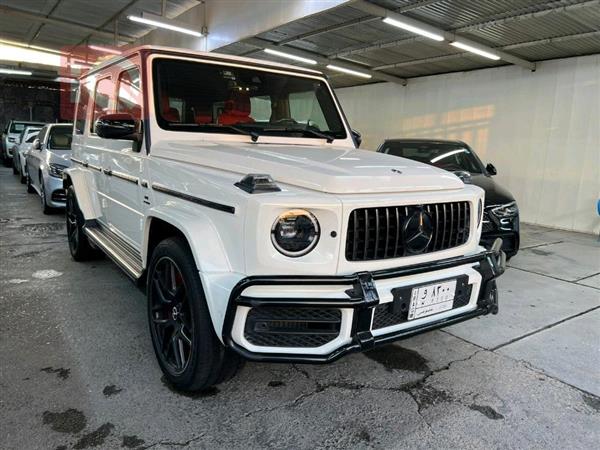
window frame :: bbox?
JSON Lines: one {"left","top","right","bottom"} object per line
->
{"left": 90, "top": 76, "right": 115, "bottom": 134}
{"left": 116, "top": 66, "right": 142, "bottom": 121}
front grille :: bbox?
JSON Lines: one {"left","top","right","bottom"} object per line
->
{"left": 345, "top": 201, "right": 471, "bottom": 261}
{"left": 372, "top": 276, "right": 472, "bottom": 330}
{"left": 244, "top": 307, "right": 342, "bottom": 347}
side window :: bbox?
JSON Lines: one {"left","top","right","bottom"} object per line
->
{"left": 74, "top": 83, "right": 90, "bottom": 135}
{"left": 116, "top": 67, "right": 141, "bottom": 120}
{"left": 91, "top": 77, "right": 114, "bottom": 132}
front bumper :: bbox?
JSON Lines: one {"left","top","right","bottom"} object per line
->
{"left": 223, "top": 243, "right": 506, "bottom": 363}
{"left": 44, "top": 175, "right": 67, "bottom": 208}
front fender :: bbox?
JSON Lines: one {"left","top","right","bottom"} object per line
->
{"left": 144, "top": 207, "right": 243, "bottom": 341}
{"left": 143, "top": 207, "right": 233, "bottom": 274}
{"left": 63, "top": 167, "right": 102, "bottom": 220}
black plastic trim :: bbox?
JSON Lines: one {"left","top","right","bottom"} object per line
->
{"left": 151, "top": 183, "right": 235, "bottom": 214}
{"left": 222, "top": 248, "right": 504, "bottom": 363}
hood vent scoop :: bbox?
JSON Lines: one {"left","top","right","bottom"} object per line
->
{"left": 235, "top": 174, "right": 281, "bottom": 194}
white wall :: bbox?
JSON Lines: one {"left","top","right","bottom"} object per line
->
{"left": 336, "top": 54, "right": 600, "bottom": 235}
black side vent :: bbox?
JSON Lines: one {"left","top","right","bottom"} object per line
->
{"left": 235, "top": 174, "right": 281, "bottom": 194}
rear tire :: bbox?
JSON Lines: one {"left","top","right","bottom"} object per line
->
{"left": 66, "top": 186, "right": 100, "bottom": 261}
{"left": 147, "top": 237, "right": 242, "bottom": 392}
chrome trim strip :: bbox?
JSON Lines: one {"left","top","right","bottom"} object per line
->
{"left": 152, "top": 182, "right": 235, "bottom": 214}
{"left": 112, "top": 170, "right": 139, "bottom": 185}
{"left": 87, "top": 163, "right": 102, "bottom": 172}
{"left": 70, "top": 157, "right": 84, "bottom": 165}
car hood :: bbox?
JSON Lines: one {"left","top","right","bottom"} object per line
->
{"left": 469, "top": 174, "right": 515, "bottom": 205}
{"left": 48, "top": 150, "right": 72, "bottom": 167}
{"left": 153, "top": 141, "right": 463, "bottom": 194}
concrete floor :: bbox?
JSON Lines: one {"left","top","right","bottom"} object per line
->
{"left": 0, "top": 166, "right": 598, "bottom": 450}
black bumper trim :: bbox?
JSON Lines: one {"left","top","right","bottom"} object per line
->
{"left": 223, "top": 247, "right": 505, "bottom": 363}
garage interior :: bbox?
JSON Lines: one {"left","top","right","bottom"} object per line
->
{"left": 0, "top": 0, "right": 599, "bottom": 449}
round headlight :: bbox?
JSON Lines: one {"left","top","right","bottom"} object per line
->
{"left": 271, "top": 209, "right": 320, "bottom": 257}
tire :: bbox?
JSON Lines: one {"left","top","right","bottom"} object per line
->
{"left": 41, "top": 179, "right": 52, "bottom": 215}
{"left": 66, "top": 186, "right": 100, "bottom": 261}
{"left": 2, "top": 154, "right": 11, "bottom": 167}
{"left": 147, "top": 237, "right": 242, "bottom": 392}
{"left": 26, "top": 170, "right": 35, "bottom": 193}
{"left": 12, "top": 158, "right": 18, "bottom": 175}
{"left": 20, "top": 172, "right": 26, "bottom": 184}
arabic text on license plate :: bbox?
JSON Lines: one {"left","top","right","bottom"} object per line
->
{"left": 408, "top": 279, "right": 457, "bottom": 320}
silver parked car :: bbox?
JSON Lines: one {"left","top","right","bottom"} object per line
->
{"left": 26, "top": 123, "right": 73, "bottom": 214}
{"left": 12, "top": 126, "right": 42, "bottom": 183}
{"left": 1, "top": 120, "right": 44, "bottom": 165}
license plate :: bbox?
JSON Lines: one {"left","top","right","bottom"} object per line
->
{"left": 408, "top": 279, "right": 457, "bottom": 320}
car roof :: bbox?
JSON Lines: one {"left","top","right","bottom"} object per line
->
{"left": 84, "top": 45, "right": 323, "bottom": 79}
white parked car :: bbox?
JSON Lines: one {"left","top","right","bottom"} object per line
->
{"left": 26, "top": 123, "right": 73, "bottom": 213}
{"left": 64, "top": 46, "right": 506, "bottom": 392}
{"left": 1, "top": 120, "right": 44, "bottom": 165}
{"left": 13, "top": 126, "right": 42, "bottom": 182}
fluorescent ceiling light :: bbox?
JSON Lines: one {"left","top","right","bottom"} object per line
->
{"left": 326, "top": 64, "right": 372, "bottom": 79}
{"left": 0, "top": 39, "right": 67, "bottom": 55}
{"left": 55, "top": 77, "right": 78, "bottom": 84}
{"left": 450, "top": 41, "right": 500, "bottom": 60}
{"left": 89, "top": 45, "right": 122, "bottom": 55}
{"left": 128, "top": 14, "right": 202, "bottom": 37}
{"left": 382, "top": 17, "right": 444, "bottom": 41}
{"left": 0, "top": 43, "right": 62, "bottom": 67}
{"left": 0, "top": 68, "right": 32, "bottom": 76}
{"left": 264, "top": 48, "right": 317, "bottom": 65}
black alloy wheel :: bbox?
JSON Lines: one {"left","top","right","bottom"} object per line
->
{"left": 41, "top": 180, "right": 51, "bottom": 214}
{"left": 149, "top": 256, "right": 194, "bottom": 375}
{"left": 66, "top": 186, "right": 100, "bottom": 261}
{"left": 147, "top": 237, "right": 243, "bottom": 391}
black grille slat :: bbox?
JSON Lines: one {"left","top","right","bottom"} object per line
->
{"left": 345, "top": 201, "right": 471, "bottom": 261}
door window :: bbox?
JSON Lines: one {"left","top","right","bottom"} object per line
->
{"left": 74, "top": 84, "right": 90, "bottom": 135}
{"left": 116, "top": 68, "right": 142, "bottom": 120}
{"left": 91, "top": 77, "right": 114, "bottom": 132}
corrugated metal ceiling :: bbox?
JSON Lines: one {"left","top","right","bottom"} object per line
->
{"left": 219, "top": 0, "right": 600, "bottom": 87}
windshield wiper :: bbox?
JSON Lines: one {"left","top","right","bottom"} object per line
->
{"left": 169, "top": 123, "right": 260, "bottom": 142}
{"left": 263, "top": 126, "right": 334, "bottom": 143}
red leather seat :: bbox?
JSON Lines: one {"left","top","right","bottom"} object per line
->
{"left": 160, "top": 94, "right": 180, "bottom": 122}
{"left": 218, "top": 91, "right": 254, "bottom": 125}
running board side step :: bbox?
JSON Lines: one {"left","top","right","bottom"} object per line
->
{"left": 84, "top": 221, "right": 144, "bottom": 280}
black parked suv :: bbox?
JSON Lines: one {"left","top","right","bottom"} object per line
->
{"left": 378, "top": 139, "right": 519, "bottom": 258}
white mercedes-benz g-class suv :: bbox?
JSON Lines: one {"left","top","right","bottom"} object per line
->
{"left": 64, "top": 46, "right": 505, "bottom": 392}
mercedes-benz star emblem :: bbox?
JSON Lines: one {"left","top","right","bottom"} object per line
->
{"left": 403, "top": 208, "right": 434, "bottom": 255}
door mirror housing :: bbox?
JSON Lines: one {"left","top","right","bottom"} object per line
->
{"left": 32, "top": 138, "right": 41, "bottom": 151}
{"left": 95, "top": 113, "right": 141, "bottom": 142}
{"left": 486, "top": 163, "right": 497, "bottom": 176}
{"left": 351, "top": 129, "right": 362, "bottom": 148}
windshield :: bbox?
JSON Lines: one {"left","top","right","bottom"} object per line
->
{"left": 48, "top": 126, "right": 73, "bottom": 150}
{"left": 153, "top": 58, "right": 347, "bottom": 140}
{"left": 380, "top": 141, "right": 483, "bottom": 174}
{"left": 10, "top": 122, "right": 43, "bottom": 133}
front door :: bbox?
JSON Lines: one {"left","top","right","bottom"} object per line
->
{"left": 103, "top": 65, "right": 145, "bottom": 247}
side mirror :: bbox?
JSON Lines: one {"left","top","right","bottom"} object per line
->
{"left": 351, "top": 129, "right": 362, "bottom": 148}
{"left": 32, "top": 138, "right": 41, "bottom": 150}
{"left": 486, "top": 163, "right": 497, "bottom": 176}
{"left": 95, "top": 113, "right": 140, "bottom": 141}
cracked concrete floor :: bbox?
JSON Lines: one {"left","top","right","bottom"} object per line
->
{"left": 1, "top": 167, "right": 599, "bottom": 449}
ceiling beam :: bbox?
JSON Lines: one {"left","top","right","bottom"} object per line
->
{"left": 351, "top": 0, "right": 536, "bottom": 71}
{"left": 372, "top": 29, "right": 600, "bottom": 70}
{"left": 243, "top": 37, "right": 407, "bottom": 85}
{"left": 274, "top": 0, "right": 443, "bottom": 47}
{"left": 0, "top": 5, "right": 136, "bottom": 43}
{"left": 330, "top": 0, "right": 600, "bottom": 59}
